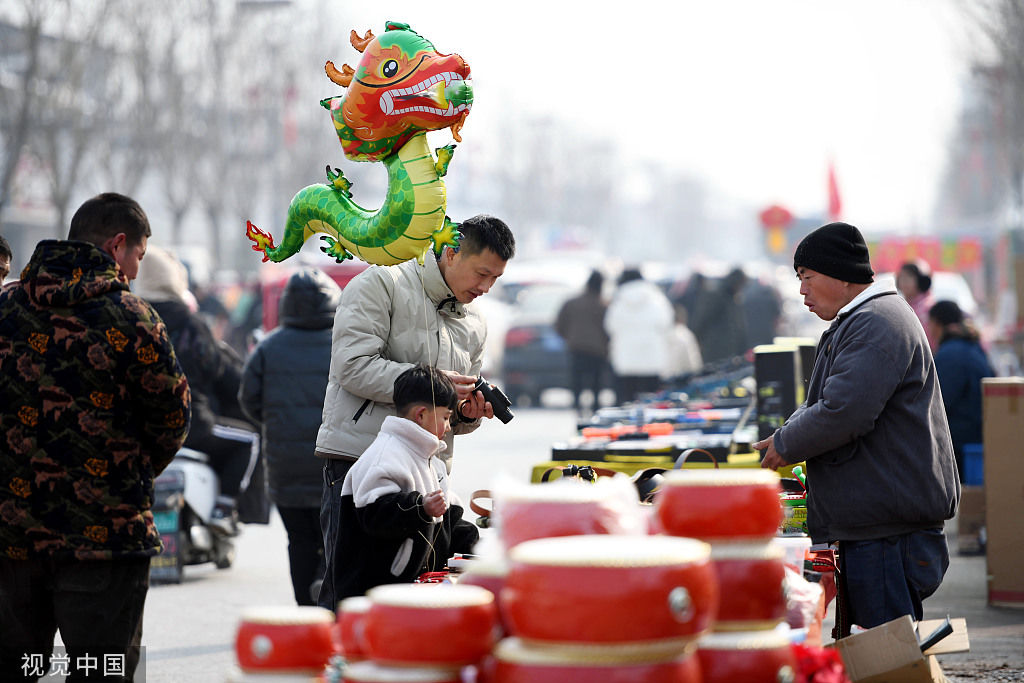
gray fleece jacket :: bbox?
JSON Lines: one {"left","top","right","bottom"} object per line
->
{"left": 773, "top": 279, "right": 960, "bottom": 544}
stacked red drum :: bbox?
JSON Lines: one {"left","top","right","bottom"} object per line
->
{"left": 455, "top": 553, "right": 510, "bottom": 636}
{"left": 697, "top": 629, "right": 798, "bottom": 683}
{"left": 654, "top": 469, "right": 796, "bottom": 680}
{"left": 336, "top": 596, "right": 371, "bottom": 663}
{"left": 494, "top": 481, "right": 637, "bottom": 550}
{"left": 335, "top": 583, "right": 498, "bottom": 682}
{"left": 488, "top": 534, "right": 716, "bottom": 681}
{"left": 230, "top": 605, "right": 338, "bottom": 681}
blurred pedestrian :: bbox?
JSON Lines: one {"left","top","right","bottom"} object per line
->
{"left": 756, "top": 222, "right": 958, "bottom": 633}
{"left": 896, "top": 260, "right": 936, "bottom": 349}
{"left": 0, "top": 234, "right": 11, "bottom": 282}
{"left": 664, "top": 303, "right": 703, "bottom": 381}
{"left": 0, "top": 193, "right": 190, "bottom": 681}
{"left": 555, "top": 270, "right": 611, "bottom": 415}
{"left": 239, "top": 268, "right": 342, "bottom": 605}
{"left": 928, "top": 300, "right": 995, "bottom": 482}
{"left": 690, "top": 267, "right": 750, "bottom": 364}
{"left": 134, "top": 246, "right": 261, "bottom": 530}
{"left": 604, "top": 268, "right": 675, "bottom": 403}
{"left": 742, "top": 274, "right": 783, "bottom": 347}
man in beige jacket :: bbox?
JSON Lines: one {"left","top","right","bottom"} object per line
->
{"left": 316, "top": 214, "right": 515, "bottom": 610}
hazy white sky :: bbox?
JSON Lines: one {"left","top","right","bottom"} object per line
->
{"left": 333, "top": 0, "right": 974, "bottom": 233}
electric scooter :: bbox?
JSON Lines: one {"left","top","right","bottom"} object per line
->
{"left": 150, "top": 447, "right": 239, "bottom": 583}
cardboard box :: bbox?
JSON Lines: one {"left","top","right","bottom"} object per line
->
{"left": 834, "top": 615, "right": 969, "bottom": 682}
{"left": 956, "top": 485, "right": 985, "bottom": 555}
{"left": 981, "top": 378, "right": 1024, "bottom": 607}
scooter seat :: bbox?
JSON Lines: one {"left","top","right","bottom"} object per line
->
{"left": 175, "top": 447, "right": 210, "bottom": 464}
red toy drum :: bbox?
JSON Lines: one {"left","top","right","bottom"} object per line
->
{"left": 457, "top": 555, "right": 510, "bottom": 635}
{"left": 496, "top": 482, "right": 632, "bottom": 549}
{"left": 711, "top": 540, "right": 787, "bottom": 630}
{"left": 362, "top": 584, "right": 498, "bottom": 666}
{"left": 697, "top": 629, "right": 797, "bottom": 683}
{"left": 342, "top": 661, "right": 463, "bottom": 683}
{"left": 234, "top": 605, "right": 337, "bottom": 672}
{"left": 502, "top": 535, "right": 717, "bottom": 645}
{"left": 337, "top": 596, "right": 371, "bottom": 660}
{"left": 654, "top": 469, "right": 783, "bottom": 540}
{"left": 489, "top": 637, "right": 701, "bottom": 683}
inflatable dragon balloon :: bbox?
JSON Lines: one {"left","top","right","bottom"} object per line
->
{"left": 246, "top": 21, "right": 472, "bottom": 266}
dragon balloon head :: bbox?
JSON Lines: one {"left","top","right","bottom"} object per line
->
{"left": 324, "top": 21, "right": 473, "bottom": 163}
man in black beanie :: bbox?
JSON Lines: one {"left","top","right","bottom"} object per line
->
{"left": 754, "top": 221, "right": 959, "bottom": 636}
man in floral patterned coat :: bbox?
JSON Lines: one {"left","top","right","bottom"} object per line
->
{"left": 0, "top": 193, "right": 191, "bottom": 682}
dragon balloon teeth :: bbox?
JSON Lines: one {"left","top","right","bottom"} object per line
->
{"left": 380, "top": 71, "right": 470, "bottom": 116}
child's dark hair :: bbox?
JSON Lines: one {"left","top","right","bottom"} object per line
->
{"left": 394, "top": 364, "right": 458, "bottom": 415}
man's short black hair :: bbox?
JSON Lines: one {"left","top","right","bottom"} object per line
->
{"left": 456, "top": 214, "right": 515, "bottom": 261}
{"left": 68, "top": 193, "right": 151, "bottom": 247}
{"left": 394, "top": 363, "right": 458, "bottom": 415}
{"left": 0, "top": 234, "right": 11, "bottom": 261}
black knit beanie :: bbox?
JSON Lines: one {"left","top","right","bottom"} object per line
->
{"left": 793, "top": 222, "right": 874, "bottom": 284}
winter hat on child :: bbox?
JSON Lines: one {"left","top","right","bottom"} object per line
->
{"left": 793, "top": 222, "right": 874, "bottom": 284}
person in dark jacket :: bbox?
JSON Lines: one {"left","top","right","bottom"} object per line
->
{"left": 689, "top": 267, "right": 750, "bottom": 364}
{"left": 239, "top": 268, "right": 342, "bottom": 605}
{"left": 555, "top": 270, "right": 610, "bottom": 415}
{"left": 0, "top": 193, "right": 191, "bottom": 681}
{"left": 755, "top": 222, "right": 958, "bottom": 634}
{"left": 134, "top": 246, "right": 261, "bottom": 528}
{"left": 333, "top": 365, "right": 478, "bottom": 602}
{"left": 928, "top": 300, "right": 995, "bottom": 481}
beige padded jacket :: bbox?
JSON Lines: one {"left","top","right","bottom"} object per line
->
{"left": 315, "top": 255, "right": 485, "bottom": 469}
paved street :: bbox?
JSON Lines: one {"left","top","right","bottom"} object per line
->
{"left": 127, "top": 405, "right": 1024, "bottom": 682}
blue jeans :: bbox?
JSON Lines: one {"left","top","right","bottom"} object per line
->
{"left": 317, "top": 459, "right": 353, "bottom": 613}
{"left": 839, "top": 528, "right": 949, "bottom": 629}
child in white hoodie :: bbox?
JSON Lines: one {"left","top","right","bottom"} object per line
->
{"left": 331, "top": 364, "right": 479, "bottom": 603}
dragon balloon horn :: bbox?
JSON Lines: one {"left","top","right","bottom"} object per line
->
{"left": 246, "top": 20, "right": 473, "bottom": 267}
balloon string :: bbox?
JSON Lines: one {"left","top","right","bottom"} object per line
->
{"left": 417, "top": 264, "right": 437, "bottom": 418}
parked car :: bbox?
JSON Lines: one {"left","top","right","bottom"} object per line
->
{"left": 501, "top": 284, "right": 575, "bottom": 405}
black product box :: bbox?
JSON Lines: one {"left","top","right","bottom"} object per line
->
{"left": 754, "top": 344, "right": 801, "bottom": 443}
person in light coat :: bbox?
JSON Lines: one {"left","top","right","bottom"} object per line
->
{"left": 315, "top": 215, "right": 515, "bottom": 611}
{"left": 603, "top": 268, "right": 675, "bottom": 403}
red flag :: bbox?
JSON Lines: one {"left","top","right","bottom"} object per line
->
{"left": 827, "top": 161, "right": 842, "bottom": 221}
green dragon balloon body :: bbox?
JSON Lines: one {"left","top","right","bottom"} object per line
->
{"left": 246, "top": 21, "right": 473, "bottom": 266}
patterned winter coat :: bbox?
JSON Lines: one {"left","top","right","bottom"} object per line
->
{"left": 0, "top": 240, "right": 190, "bottom": 560}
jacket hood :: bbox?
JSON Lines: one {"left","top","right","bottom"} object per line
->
{"left": 380, "top": 415, "right": 447, "bottom": 458}
{"left": 279, "top": 268, "right": 342, "bottom": 329}
{"left": 23, "top": 240, "right": 128, "bottom": 308}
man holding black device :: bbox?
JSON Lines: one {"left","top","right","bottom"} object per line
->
{"left": 315, "top": 214, "right": 515, "bottom": 611}
{"left": 755, "top": 222, "right": 958, "bottom": 635}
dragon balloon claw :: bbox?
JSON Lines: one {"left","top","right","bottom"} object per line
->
{"left": 430, "top": 217, "right": 462, "bottom": 258}
{"left": 326, "top": 166, "right": 352, "bottom": 197}
{"left": 246, "top": 21, "right": 474, "bottom": 268}
{"left": 319, "top": 236, "right": 354, "bottom": 263}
